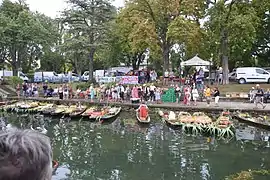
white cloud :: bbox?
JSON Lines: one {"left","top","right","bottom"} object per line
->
{"left": 3, "top": 0, "right": 124, "bottom": 18}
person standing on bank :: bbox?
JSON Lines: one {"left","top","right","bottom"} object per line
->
{"left": 254, "top": 84, "right": 266, "bottom": 109}
{"left": 204, "top": 85, "right": 211, "bottom": 107}
{"left": 58, "top": 85, "right": 63, "bottom": 100}
{"left": 213, "top": 87, "right": 220, "bottom": 106}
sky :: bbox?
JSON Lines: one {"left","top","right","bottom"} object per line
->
{"left": 2, "top": 0, "right": 125, "bottom": 18}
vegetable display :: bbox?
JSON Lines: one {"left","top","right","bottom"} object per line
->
{"left": 160, "top": 110, "right": 235, "bottom": 138}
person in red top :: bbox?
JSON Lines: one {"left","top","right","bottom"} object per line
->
{"left": 137, "top": 103, "right": 149, "bottom": 120}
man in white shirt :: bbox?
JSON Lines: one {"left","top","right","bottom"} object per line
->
{"left": 149, "top": 84, "right": 156, "bottom": 101}
{"left": 164, "top": 70, "right": 169, "bottom": 85}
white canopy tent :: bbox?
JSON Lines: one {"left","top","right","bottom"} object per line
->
{"left": 181, "top": 55, "right": 212, "bottom": 66}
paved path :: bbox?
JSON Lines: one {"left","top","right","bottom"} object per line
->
{"left": 6, "top": 97, "right": 270, "bottom": 113}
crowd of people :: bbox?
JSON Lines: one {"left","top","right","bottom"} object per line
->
{"left": 17, "top": 81, "right": 223, "bottom": 107}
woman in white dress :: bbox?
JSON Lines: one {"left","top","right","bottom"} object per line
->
{"left": 192, "top": 86, "right": 199, "bottom": 106}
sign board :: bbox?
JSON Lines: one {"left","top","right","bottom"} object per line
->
{"left": 118, "top": 76, "right": 138, "bottom": 84}
{"left": 97, "top": 77, "right": 116, "bottom": 83}
{"left": 96, "top": 76, "right": 139, "bottom": 84}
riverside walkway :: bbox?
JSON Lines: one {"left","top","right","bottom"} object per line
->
{"left": 7, "top": 97, "right": 270, "bottom": 113}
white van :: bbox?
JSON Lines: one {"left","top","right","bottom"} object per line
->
{"left": 34, "top": 71, "right": 60, "bottom": 83}
{"left": 19, "top": 72, "right": 29, "bottom": 82}
{"left": 236, "top": 67, "right": 270, "bottom": 84}
{"left": 0, "top": 70, "right": 29, "bottom": 82}
{"left": 81, "top": 70, "right": 105, "bottom": 82}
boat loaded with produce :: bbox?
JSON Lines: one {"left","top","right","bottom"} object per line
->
{"left": 0, "top": 101, "right": 121, "bottom": 123}
{"left": 158, "top": 110, "right": 235, "bottom": 137}
{"left": 234, "top": 111, "right": 270, "bottom": 130}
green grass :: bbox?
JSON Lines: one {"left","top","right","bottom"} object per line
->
{"left": 209, "top": 84, "right": 270, "bottom": 94}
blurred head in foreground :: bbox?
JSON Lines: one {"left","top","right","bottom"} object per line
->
{"left": 0, "top": 129, "right": 52, "bottom": 180}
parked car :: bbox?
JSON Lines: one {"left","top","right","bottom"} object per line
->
{"left": 0, "top": 70, "right": 29, "bottom": 82}
{"left": 236, "top": 67, "right": 270, "bottom": 84}
{"left": 34, "top": 71, "right": 61, "bottom": 83}
{"left": 58, "top": 73, "right": 80, "bottom": 82}
{"left": 228, "top": 72, "right": 236, "bottom": 81}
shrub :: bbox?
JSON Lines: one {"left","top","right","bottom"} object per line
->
{"left": 4, "top": 76, "right": 24, "bottom": 88}
{"left": 76, "top": 82, "right": 90, "bottom": 91}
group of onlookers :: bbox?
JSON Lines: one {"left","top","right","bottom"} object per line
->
{"left": 76, "top": 84, "right": 163, "bottom": 103}
{"left": 17, "top": 83, "right": 39, "bottom": 97}
{"left": 249, "top": 84, "right": 267, "bottom": 109}
{"left": 174, "top": 84, "right": 220, "bottom": 107}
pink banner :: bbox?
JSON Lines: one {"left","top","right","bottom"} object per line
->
{"left": 118, "top": 76, "right": 138, "bottom": 84}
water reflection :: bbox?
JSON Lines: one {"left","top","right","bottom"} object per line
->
{"left": 1, "top": 112, "right": 270, "bottom": 180}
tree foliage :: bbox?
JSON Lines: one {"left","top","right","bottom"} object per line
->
{"left": 0, "top": 0, "right": 269, "bottom": 84}
{"left": 118, "top": 0, "right": 205, "bottom": 74}
{"left": 61, "top": 0, "right": 115, "bottom": 81}
{"left": 0, "top": 0, "right": 59, "bottom": 74}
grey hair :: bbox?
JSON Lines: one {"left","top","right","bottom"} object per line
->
{"left": 0, "top": 129, "right": 52, "bottom": 180}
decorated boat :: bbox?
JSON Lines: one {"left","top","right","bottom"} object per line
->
{"left": 178, "top": 112, "right": 192, "bottom": 123}
{"left": 18, "top": 102, "right": 39, "bottom": 109}
{"left": 98, "top": 107, "right": 122, "bottom": 121}
{"left": 81, "top": 107, "right": 98, "bottom": 117}
{"left": 69, "top": 106, "right": 87, "bottom": 118}
{"left": 234, "top": 112, "right": 270, "bottom": 131}
{"left": 136, "top": 105, "right": 150, "bottom": 124}
{"left": 192, "top": 112, "right": 212, "bottom": 125}
{"left": 40, "top": 104, "right": 55, "bottom": 114}
{"left": 62, "top": 105, "right": 77, "bottom": 116}
{"left": 50, "top": 105, "right": 68, "bottom": 116}
{"left": 205, "top": 111, "right": 234, "bottom": 137}
{"left": 160, "top": 111, "right": 182, "bottom": 126}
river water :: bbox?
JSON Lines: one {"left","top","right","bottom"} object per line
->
{"left": 2, "top": 112, "right": 270, "bottom": 180}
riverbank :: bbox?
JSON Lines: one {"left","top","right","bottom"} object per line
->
{"left": 6, "top": 96, "right": 269, "bottom": 113}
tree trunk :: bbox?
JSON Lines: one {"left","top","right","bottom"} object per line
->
{"left": 10, "top": 47, "right": 18, "bottom": 76}
{"left": 162, "top": 43, "right": 170, "bottom": 75}
{"left": 221, "top": 29, "right": 229, "bottom": 84}
{"left": 132, "top": 56, "right": 138, "bottom": 70}
{"left": 88, "top": 47, "right": 95, "bottom": 82}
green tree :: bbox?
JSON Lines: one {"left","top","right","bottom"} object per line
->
{"left": 251, "top": 0, "right": 270, "bottom": 67}
{"left": 120, "top": 0, "right": 205, "bottom": 74}
{"left": 0, "top": 0, "right": 59, "bottom": 74}
{"left": 205, "top": 0, "right": 259, "bottom": 84}
{"left": 62, "top": 0, "right": 115, "bottom": 82}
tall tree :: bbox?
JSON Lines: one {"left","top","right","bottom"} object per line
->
{"left": 0, "top": 0, "right": 59, "bottom": 74}
{"left": 120, "top": 0, "right": 205, "bottom": 74}
{"left": 251, "top": 0, "right": 270, "bottom": 66}
{"left": 206, "top": 0, "right": 259, "bottom": 84}
{"left": 62, "top": 0, "right": 115, "bottom": 82}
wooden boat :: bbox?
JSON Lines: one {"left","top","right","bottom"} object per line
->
{"left": 192, "top": 112, "right": 212, "bottom": 125}
{"left": 62, "top": 105, "right": 77, "bottom": 116}
{"left": 38, "top": 104, "right": 54, "bottom": 112}
{"left": 69, "top": 106, "right": 87, "bottom": 118}
{"left": 159, "top": 110, "right": 182, "bottom": 127}
{"left": 98, "top": 107, "right": 122, "bottom": 121}
{"left": 178, "top": 112, "right": 192, "bottom": 123}
{"left": 50, "top": 105, "right": 68, "bottom": 116}
{"left": 136, "top": 110, "right": 150, "bottom": 124}
{"left": 19, "top": 102, "right": 39, "bottom": 109}
{"left": 81, "top": 107, "right": 97, "bottom": 117}
{"left": 234, "top": 112, "right": 270, "bottom": 131}
{"left": 89, "top": 111, "right": 103, "bottom": 120}
{"left": 42, "top": 107, "right": 55, "bottom": 115}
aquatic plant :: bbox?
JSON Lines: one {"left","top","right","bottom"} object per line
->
{"left": 225, "top": 169, "right": 270, "bottom": 180}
